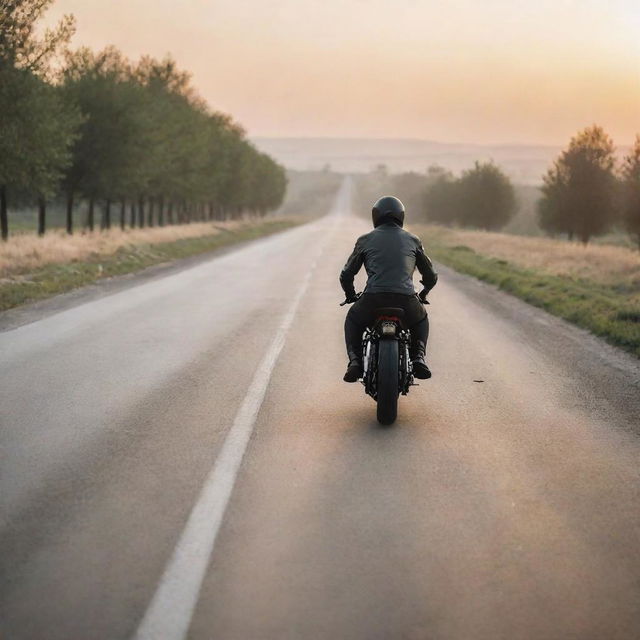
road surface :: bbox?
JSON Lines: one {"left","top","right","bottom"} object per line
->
{"left": 2, "top": 179, "right": 640, "bottom": 639}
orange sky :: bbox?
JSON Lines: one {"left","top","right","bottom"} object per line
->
{"left": 43, "top": 0, "right": 640, "bottom": 145}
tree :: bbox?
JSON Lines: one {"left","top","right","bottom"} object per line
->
{"left": 0, "top": 0, "right": 78, "bottom": 239}
{"left": 0, "top": 0, "right": 75, "bottom": 76}
{"left": 424, "top": 171, "right": 460, "bottom": 226}
{"left": 621, "top": 135, "right": 640, "bottom": 250}
{"left": 456, "top": 161, "right": 516, "bottom": 230}
{"left": 538, "top": 125, "right": 617, "bottom": 243}
{"left": 1, "top": 6, "right": 287, "bottom": 239}
{"left": 60, "top": 47, "right": 147, "bottom": 231}
{"left": 424, "top": 162, "right": 516, "bottom": 230}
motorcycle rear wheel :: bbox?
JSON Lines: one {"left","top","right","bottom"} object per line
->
{"left": 376, "top": 339, "right": 399, "bottom": 425}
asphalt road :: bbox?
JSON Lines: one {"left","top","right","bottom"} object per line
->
{"left": 2, "top": 179, "right": 640, "bottom": 640}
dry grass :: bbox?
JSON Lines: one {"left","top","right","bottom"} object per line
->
{"left": 415, "top": 225, "right": 640, "bottom": 287}
{"left": 410, "top": 224, "right": 640, "bottom": 357}
{"left": 0, "top": 220, "right": 251, "bottom": 277}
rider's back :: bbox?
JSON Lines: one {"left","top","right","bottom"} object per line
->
{"left": 342, "top": 222, "right": 427, "bottom": 296}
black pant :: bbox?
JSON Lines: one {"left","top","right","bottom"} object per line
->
{"left": 344, "top": 292, "right": 428, "bottom": 361}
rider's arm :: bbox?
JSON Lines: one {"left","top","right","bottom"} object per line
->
{"left": 339, "top": 238, "right": 364, "bottom": 299}
{"left": 415, "top": 242, "right": 438, "bottom": 293}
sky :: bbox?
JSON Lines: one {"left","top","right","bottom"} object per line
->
{"left": 43, "top": 0, "right": 640, "bottom": 145}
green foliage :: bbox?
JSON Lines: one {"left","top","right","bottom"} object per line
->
{"left": 429, "top": 242, "right": 640, "bottom": 358}
{"left": 621, "top": 135, "right": 640, "bottom": 250}
{"left": 424, "top": 170, "right": 460, "bottom": 226}
{"left": 457, "top": 162, "right": 516, "bottom": 229}
{"left": 0, "top": 0, "right": 80, "bottom": 238}
{"left": 0, "top": 0, "right": 75, "bottom": 76}
{"left": 0, "top": 1, "right": 287, "bottom": 240}
{"left": 424, "top": 162, "right": 517, "bottom": 230}
{"left": 0, "top": 67, "right": 79, "bottom": 195}
{"left": 538, "top": 125, "right": 617, "bottom": 244}
{"left": 61, "top": 47, "right": 152, "bottom": 201}
{"left": 58, "top": 48, "right": 287, "bottom": 224}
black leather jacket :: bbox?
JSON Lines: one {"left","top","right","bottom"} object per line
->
{"left": 340, "top": 223, "right": 438, "bottom": 298}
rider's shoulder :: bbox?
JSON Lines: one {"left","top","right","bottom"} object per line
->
{"left": 355, "top": 230, "right": 374, "bottom": 244}
{"left": 402, "top": 228, "right": 423, "bottom": 245}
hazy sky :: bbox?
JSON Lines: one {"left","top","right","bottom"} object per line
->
{"left": 43, "top": 0, "right": 639, "bottom": 145}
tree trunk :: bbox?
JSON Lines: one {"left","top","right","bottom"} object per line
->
{"left": 88, "top": 198, "right": 95, "bottom": 232}
{"left": 130, "top": 201, "right": 136, "bottom": 228}
{"left": 158, "top": 197, "right": 165, "bottom": 227}
{"left": 138, "top": 197, "right": 145, "bottom": 228}
{"left": 1, "top": 185, "right": 9, "bottom": 241}
{"left": 105, "top": 199, "right": 112, "bottom": 230}
{"left": 120, "top": 200, "right": 126, "bottom": 230}
{"left": 148, "top": 198, "right": 155, "bottom": 227}
{"left": 38, "top": 197, "right": 46, "bottom": 236}
{"left": 167, "top": 201, "right": 174, "bottom": 225}
{"left": 66, "top": 192, "right": 74, "bottom": 235}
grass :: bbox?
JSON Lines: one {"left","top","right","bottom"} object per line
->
{"left": 0, "top": 220, "right": 273, "bottom": 276}
{"left": 0, "top": 218, "right": 300, "bottom": 312}
{"left": 413, "top": 225, "right": 640, "bottom": 358}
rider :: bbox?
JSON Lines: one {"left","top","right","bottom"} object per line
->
{"left": 340, "top": 196, "right": 438, "bottom": 383}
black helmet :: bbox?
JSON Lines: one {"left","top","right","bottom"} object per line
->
{"left": 372, "top": 196, "right": 405, "bottom": 228}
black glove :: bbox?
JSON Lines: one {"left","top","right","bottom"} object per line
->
{"left": 340, "top": 291, "right": 360, "bottom": 306}
{"left": 418, "top": 289, "right": 430, "bottom": 304}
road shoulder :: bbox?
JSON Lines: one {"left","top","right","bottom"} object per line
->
{"left": 0, "top": 219, "right": 305, "bottom": 332}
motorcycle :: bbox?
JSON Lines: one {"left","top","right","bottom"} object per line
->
{"left": 341, "top": 293, "right": 425, "bottom": 425}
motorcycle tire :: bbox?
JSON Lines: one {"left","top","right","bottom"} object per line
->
{"left": 376, "top": 339, "right": 399, "bottom": 425}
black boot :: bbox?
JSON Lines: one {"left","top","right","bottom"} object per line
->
{"left": 410, "top": 339, "right": 431, "bottom": 380}
{"left": 343, "top": 350, "right": 363, "bottom": 383}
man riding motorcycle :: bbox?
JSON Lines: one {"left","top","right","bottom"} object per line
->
{"left": 340, "top": 196, "right": 438, "bottom": 383}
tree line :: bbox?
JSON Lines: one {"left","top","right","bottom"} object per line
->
{"left": 355, "top": 125, "right": 640, "bottom": 248}
{"left": 354, "top": 161, "right": 518, "bottom": 231}
{"left": 423, "top": 124, "right": 640, "bottom": 246}
{"left": 0, "top": 0, "right": 287, "bottom": 241}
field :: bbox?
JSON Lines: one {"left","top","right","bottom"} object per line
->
{"left": 413, "top": 225, "right": 640, "bottom": 357}
{"left": 0, "top": 218, "right": 300, "bottom": 311}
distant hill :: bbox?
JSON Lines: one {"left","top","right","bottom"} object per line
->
{"left": 253, "top": 136, "right": 631, "bottom": 186}
{"left": 252, "top": 137, "right": 562, "bottom": 185}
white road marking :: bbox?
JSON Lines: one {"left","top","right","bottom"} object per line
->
{"left": 132, "top": 230, "right": 334, "bottom": 640}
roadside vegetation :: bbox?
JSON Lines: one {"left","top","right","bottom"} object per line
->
{"left": 0, "top": 0, "right": 287, "bottom": 242}
{"left": 415, "top": 224, "right": 640, "bottom": 357}
{"left": 0, "top": 218, "right": 300, "bottom": 311}
{"left": 354, "top": 127, "right": 640, "bottom": 250}
{"left": 352, "top": 126, "right": 640, "bottom": 357}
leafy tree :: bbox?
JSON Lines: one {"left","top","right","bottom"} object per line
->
{"left": 424, "top": 169, "right": 459, "bottom": 225}
{"left": 621, "top": 135, "right": 640, "bottom": 250}
{"left": 0, "top": 0, "right": 78, "bottom": 239}
{"left": 424, "top": 162, "right": 516, "bottom": 230}
{"left": 457, "top": 161, "right": 516, "bottom": 230}
{"left": 2, "top": 7, "right": 287, "bottom": 239}
{"left": 61, "top": 47, "right": 146, "bottom": 231}
{"left": 538, "top": 125, "right": 617, "bottom": 243}
{"left": 0, "top": 0, "right": 75, "bottom": 76}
